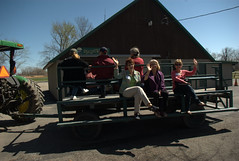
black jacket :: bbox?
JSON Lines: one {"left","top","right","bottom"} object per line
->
{"left": 58, "top": 57, "right": 89, "bottom": 86}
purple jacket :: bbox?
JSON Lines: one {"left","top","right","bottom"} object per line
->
{"left": 142, "top": 70, "right": 166, "bottom": 93}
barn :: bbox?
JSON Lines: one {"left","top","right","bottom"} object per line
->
{"left": 44, "top": 0, "right": 232, "bottom": 100}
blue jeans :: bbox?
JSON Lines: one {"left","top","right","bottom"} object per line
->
{"left": 147, "top": 90, "right": 168, "bottom": 112}
{"left": 174, "top": 84, "right": 200, "bottom": 111}
{"left": 71, "top": 86, "right": 84, "bottom": 96}
{"left": 71, "top": 87, "right": 79, "bottom": 96}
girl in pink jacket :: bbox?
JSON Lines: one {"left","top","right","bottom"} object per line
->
{"left": 171, "top": 59, "right": 204, "bottom": 114}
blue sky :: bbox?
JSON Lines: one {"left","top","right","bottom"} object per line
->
{"left": 1, "top": 0, "right": 239, "bottom": 69}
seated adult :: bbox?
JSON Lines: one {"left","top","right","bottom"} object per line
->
{"left": 91, "top": 47, "right": 115, "bottom": 98}
{"left": 113, "top": 57, "right": 159, "bottom": 120}
{"left": 171, "top": 58, "right": 205, "bottom": 114}
{"left": 58, "top": 48, "right": 89, "bottom": 100}
{"left": 143, "top": 59, "right": 168, "bottom": 117}
{"left": 125, "top": 47, "right": 144, "bottom": 78}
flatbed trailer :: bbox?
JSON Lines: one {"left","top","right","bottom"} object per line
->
{"left": 13, "top": 62, "right": 239, "bottom": 139}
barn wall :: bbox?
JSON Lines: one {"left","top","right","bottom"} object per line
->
{"left": 73, "top": 0, "right": 211, "bottom": 60}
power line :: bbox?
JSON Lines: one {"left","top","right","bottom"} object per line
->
{"left": 178, "top": 5, "right": 239, "bottom": 22}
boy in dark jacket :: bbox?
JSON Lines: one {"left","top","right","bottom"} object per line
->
{"left": 58, "top": 48, "right": 89, "bottom": 100}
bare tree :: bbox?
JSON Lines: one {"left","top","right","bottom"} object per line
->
{"left": 232, "top": 49, "right": 239, "bottom": 62}
{"left": 40, "top": 17, "right": 93, "bottom": 66}
{"left": 75, "top": 17, "right": 93, "bottom": 39}
{"left": 0, "top": 52, "right": 8, "bottom": 66}
{"left": 206, "top": 48, "right": 220, "bottom": 61}
{"left": 0, "top": 44, "right": 29, "bottom": 70}
{"left": 52, "top": 21, "right": 78, "bottom": 52}
{"left": 14, "top": 47, "right": 29, "bottom": 69}
{"left": 219, "top": 47, "right": 237, "bottom": 61}
{"left": 40, "top": 21, "right": 78, "bottom": 66}
{"left": 211, "top": 52, "right": 220, "bottom": 60}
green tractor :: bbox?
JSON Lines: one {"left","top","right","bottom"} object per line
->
{"left": 0, "top": 40, "right": 44, "bottom": 122}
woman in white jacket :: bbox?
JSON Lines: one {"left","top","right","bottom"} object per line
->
{"left": 113, "top": 57, "right": 159, "bottom": 120}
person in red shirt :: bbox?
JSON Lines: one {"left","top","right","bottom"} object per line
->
{"left": 125, "top": 47, "right": 144, "bottom": 78}
{"left": 91, "top": 47, "right": 115, "bottom": 98}
{"left": 171, "top": 59, "right": 205, "bottom": 114}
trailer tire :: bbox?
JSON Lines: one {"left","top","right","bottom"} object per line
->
{"left": 11, "top": 79, "right": 44, "bottom": 122}
{"left": 72, "top": 111, "right": 102, "bottom": 140}
{"left": 183, "top": 104, "right": 206, "bottom": 128}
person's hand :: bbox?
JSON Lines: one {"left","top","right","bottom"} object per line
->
{"left": 146, "top": 63, "right": 152, "bottom": 71}
{"left": 112, "top": 57, "right": 119, "bottom": 69}
{"left": 112, "top": 57, "right": 119, "bottom": 65}
{"left": 193, "top": 58, "right": 198, "bottom": 66}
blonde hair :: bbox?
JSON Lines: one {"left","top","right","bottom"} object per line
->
{"left": 130, "top": 47, "right": 140, "bottom": 58}
{"left": 149, "top": 59, "right": 160, "bottom": 70}
{"left": 174, "top": 59, "right": 183, "bottom": 66}
{"left": 72, "top": 52, "right": 80, "bottom": 59}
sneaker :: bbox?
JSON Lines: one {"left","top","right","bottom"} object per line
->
{"left": 149, "top": 105, "right": 159, "bottom": 112}
{"left": 70, "top": 96, "right": 77, "bottom": 100}
{"left": 134, "top": 112, "right": 141, "bottom": 120}
{"left": 198, "top": 102, "right": 205, "bottom": 106}
{"left": 82, "top": 88, "right": 89, "bottom": 94}
{"left": 186, "top": 111, "right": 192, "bottom": 115}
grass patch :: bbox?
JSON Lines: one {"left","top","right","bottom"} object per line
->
{"left": 28, "top": 76, "right": 48, "bottom": 82}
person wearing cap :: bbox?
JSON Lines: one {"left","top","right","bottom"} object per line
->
{"left": 91, "top": 47, "right": 115, "bottom": 98}
{"left": 125, "top": 47, "right": 144, "bottom": 78}
{"left": 58, "top": 48, "right": 89, "bottom": 100}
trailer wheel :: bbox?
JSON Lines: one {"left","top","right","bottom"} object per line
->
{"left": 72, "top": 111, "right": 102, "bottom": 140}
{"left": 183, "top": 104, "right": 206, "bottom": 128}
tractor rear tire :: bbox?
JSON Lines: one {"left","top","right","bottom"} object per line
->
{"left": 11, "top": 79, "right": 44, "bottom": 122}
